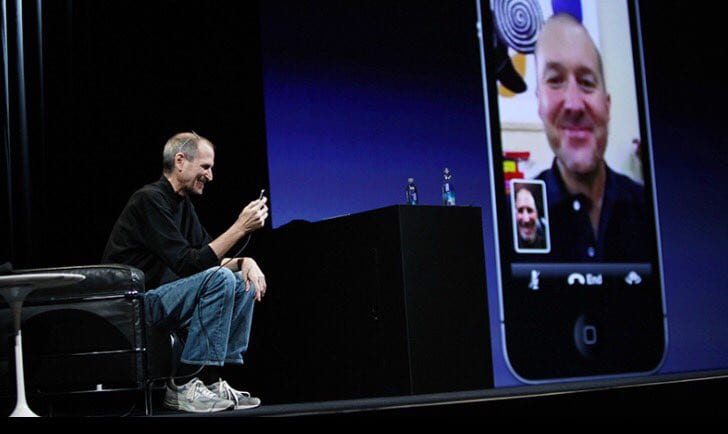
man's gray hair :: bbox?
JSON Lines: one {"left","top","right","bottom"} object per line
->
{"left": 162, "top": 132, "right": 208, "bottom": 174}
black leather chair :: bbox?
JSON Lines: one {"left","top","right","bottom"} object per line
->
{"left": 0, "top": 263, "right": 171, "bottom": 416}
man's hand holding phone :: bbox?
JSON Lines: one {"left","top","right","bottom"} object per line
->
{"left": 237, "top": 190, "right": 268, "bottom": 234}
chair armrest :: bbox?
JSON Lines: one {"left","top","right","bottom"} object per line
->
{"left": 11, "top": 264, "right": 145, "bottom": 302}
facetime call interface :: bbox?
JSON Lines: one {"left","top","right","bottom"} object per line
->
{"left": 480, "top": 0, "right": 667, "bottom": 382}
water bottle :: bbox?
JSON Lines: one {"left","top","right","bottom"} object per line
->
{"left": 405, "top": 177, "right": 419, "bottom": 205}
{"left": 442, "top": 167, "right": 456, "bottom": 206}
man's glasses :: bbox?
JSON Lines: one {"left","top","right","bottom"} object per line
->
{"left": 179, "top": 130, "right": 200, "bottom": 149}
{"left": 177, "top": 131, "right": 201, "bottom": 160}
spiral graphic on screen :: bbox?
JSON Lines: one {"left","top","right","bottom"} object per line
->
{"left": 493, "top": 0, "right": 544, "bottom": 54}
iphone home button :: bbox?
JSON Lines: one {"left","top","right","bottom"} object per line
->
{"left": 574, "top": 313, "right": 599, "bottom": 359}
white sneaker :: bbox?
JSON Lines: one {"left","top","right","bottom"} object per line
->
{"left": 207, "top": 378, "right": 262, "bottom": 410}
{"left": 163, "top": 377, "right": 235, "bottom": 413}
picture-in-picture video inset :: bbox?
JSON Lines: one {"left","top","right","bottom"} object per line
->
{"left": 511, "top": 179, "right": 550, "bottom": 254}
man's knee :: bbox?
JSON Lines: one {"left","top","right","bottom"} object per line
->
{"left": 232, "top": 280, "right": 257, "bottom": 305}
{"left": 203, "top": 267, "right": 237, "bottom": 298}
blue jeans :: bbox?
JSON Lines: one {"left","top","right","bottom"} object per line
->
{"left": 144, "top": 267, "right": 256, "bottom": 366}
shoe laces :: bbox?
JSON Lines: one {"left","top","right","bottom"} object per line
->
{"left": 216, "top": 379, "right": 252, "bottom": 405}
{"left": 186, "top": 378, "right": 220, "bottom": 402}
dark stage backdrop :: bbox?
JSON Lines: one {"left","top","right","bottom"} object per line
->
{"left": 2, "top": 1, "right": 269, "bottom": 269}
{"left": 638, "top": 2, "right": 727, "bottom": 379}
{"left": 1, "top": 0, "right": 726, "bottom": 394}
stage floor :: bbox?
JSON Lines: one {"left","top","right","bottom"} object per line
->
{"left": 145, "top": 370, "right": 727, "bottom": 420}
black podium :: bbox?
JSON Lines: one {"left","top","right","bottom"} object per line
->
{"left": 247, "top": 205, "right": 493, "bottom": 404}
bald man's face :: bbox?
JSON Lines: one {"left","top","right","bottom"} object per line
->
{"left": 177, "top": 141, "right": 215, "bottom": 195}
{"left": 536, "top": 18, "right": 611, "bottom": 177}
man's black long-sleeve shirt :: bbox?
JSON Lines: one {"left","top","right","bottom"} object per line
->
{"left": 534, "top": 160, "right": 653, "bottom": 262}
{"left": 102, "top": 176, "right": 218, "bottom": 289}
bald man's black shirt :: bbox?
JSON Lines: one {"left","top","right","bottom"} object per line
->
{"left": 102, "top": 176, "right": 218, "bottom": 289}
